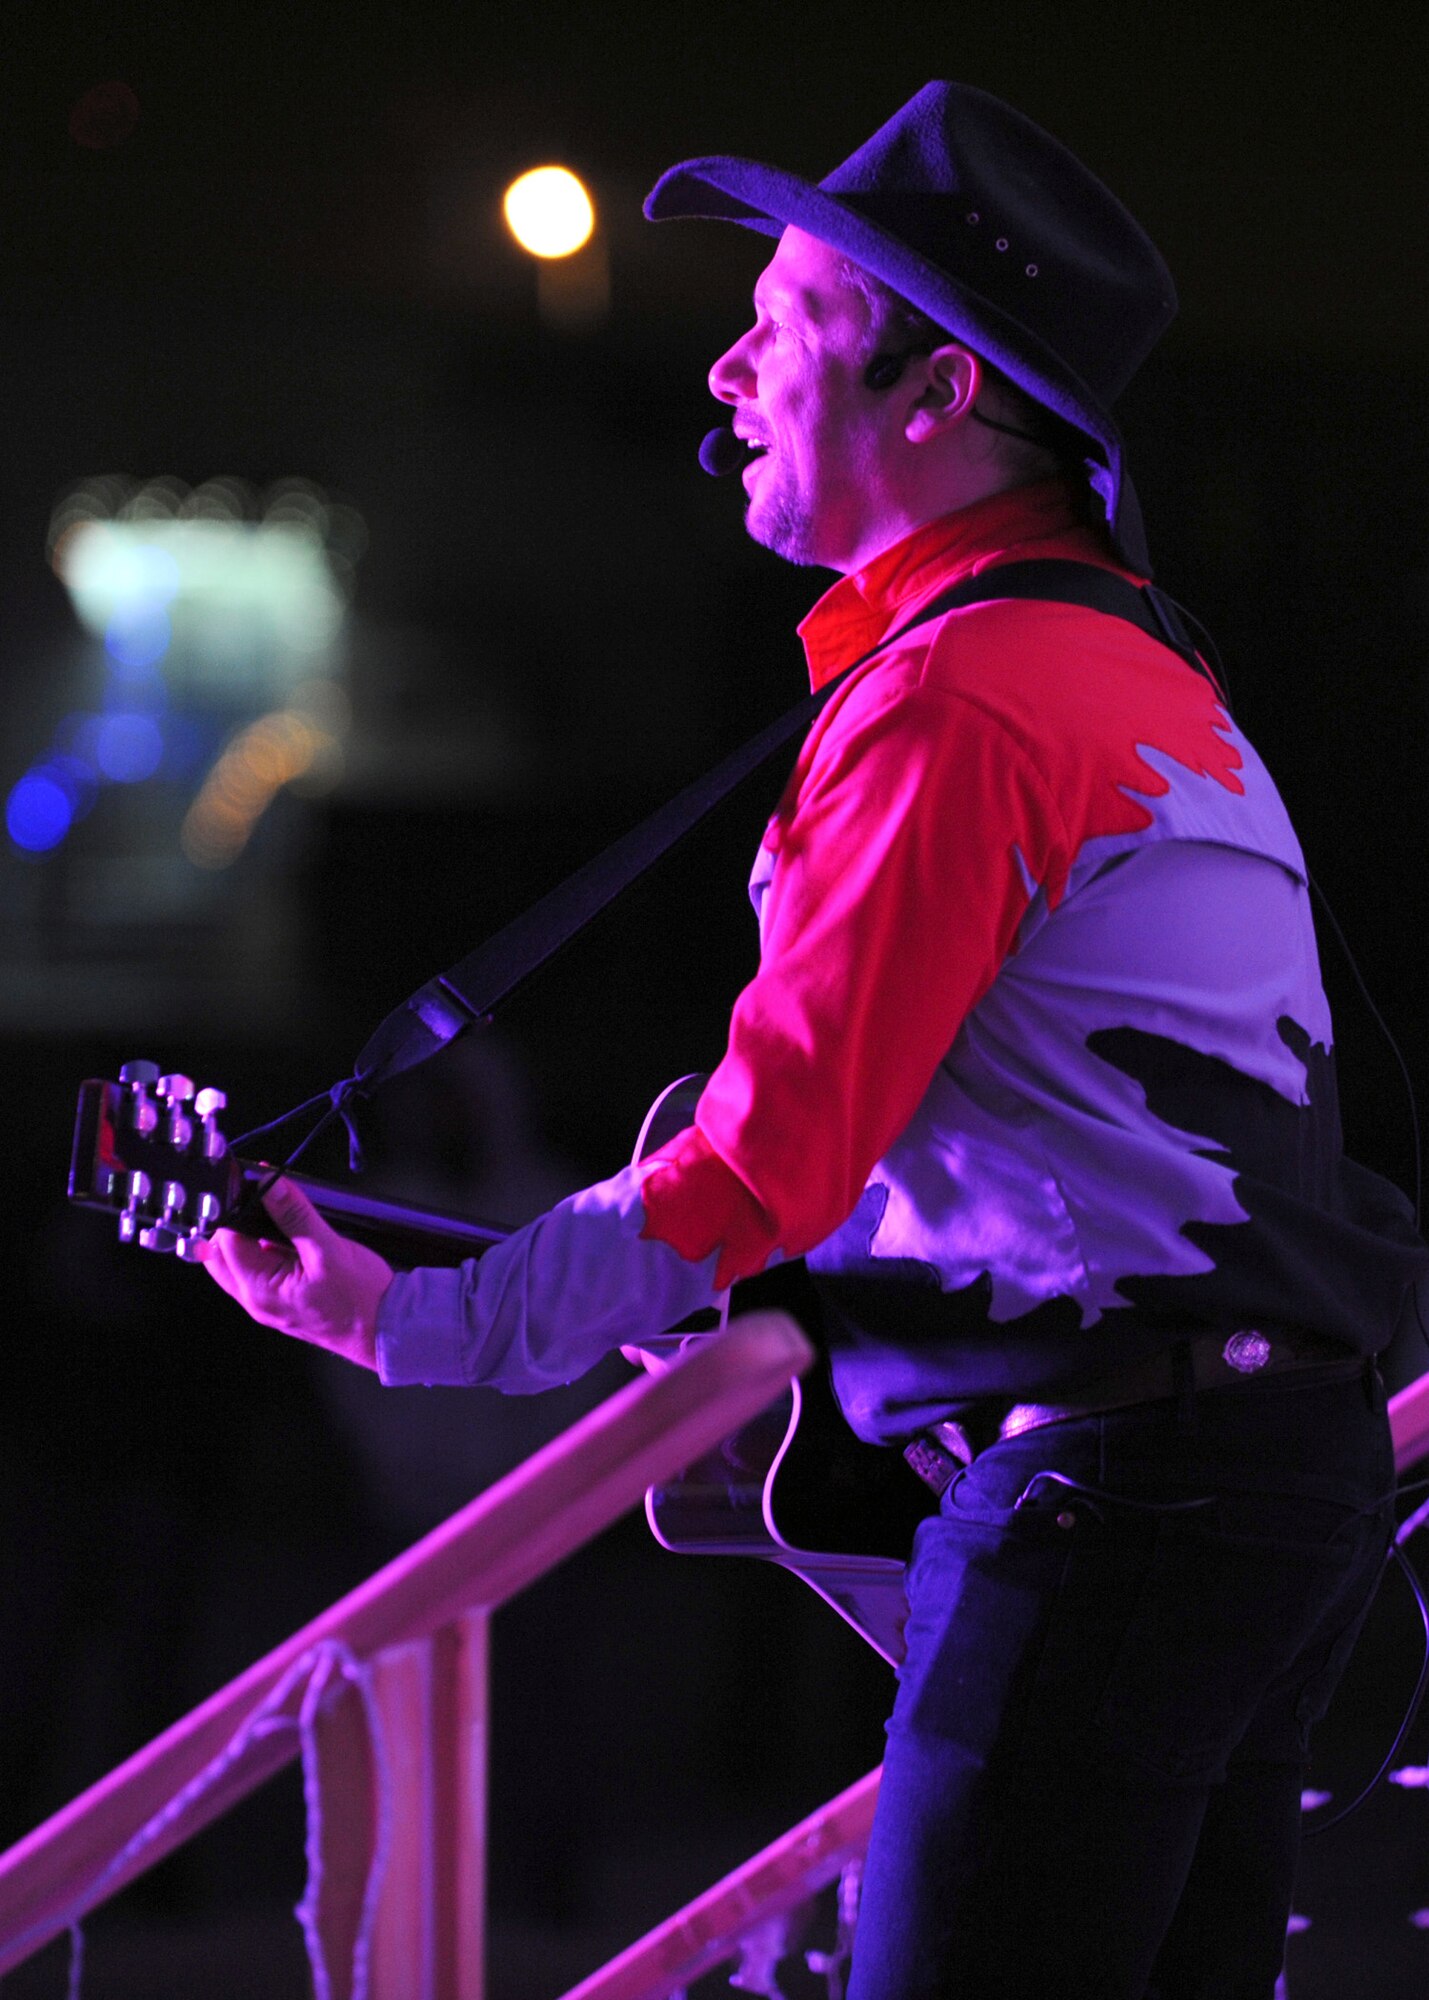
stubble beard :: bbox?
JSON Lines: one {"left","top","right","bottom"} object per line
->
{"left": 743, "top": 463, "right": 822, "bottom": 568}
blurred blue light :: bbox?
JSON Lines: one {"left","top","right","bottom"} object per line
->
{"left": 93, "top": 713, "right": 164, "bottom": 783}
{"left": 106, "top": 656, "right": 168, "bottom": 707}
{"left": 159, "top": 714, "right": 210, "bottom": 779}
{"left": 43, "top": 752, "right": 100, "bottom": 817}
{"left": 6, "top": 771, "right": 75, "bottom": 852}
{"left": 105, "top": 607, "right": 171, "bottom": 669}
{"left": 54, "top": 713, "right": 106, "bottom": 772}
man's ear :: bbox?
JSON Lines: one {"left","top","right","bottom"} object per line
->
{"left": 904, "top": 345, "right": 982, "bottom": 444}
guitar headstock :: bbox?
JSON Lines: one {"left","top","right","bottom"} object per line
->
{"left": 69, "top": 1060, "right": 245, "bottom": 1259}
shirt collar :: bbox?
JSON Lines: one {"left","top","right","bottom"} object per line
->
{"left": 797, "top": 479, "right": 1097, "bottom": 689}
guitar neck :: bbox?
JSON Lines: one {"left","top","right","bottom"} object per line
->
{"left": 234, "top": 1162, "right": 511, "bottom": 1267}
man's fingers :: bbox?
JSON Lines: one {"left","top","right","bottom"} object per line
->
{"left": 258, "top": 1176, "right": 331, "bottom": 1257}
{"left": 198, "top": 1231, "right": 245, "bottom": 1300}
{"left": 193, "top": 1201, "right": 390, "bottom": 1368}
{"left": 199, "top": 1222, "right": 299, "bottom": 1302}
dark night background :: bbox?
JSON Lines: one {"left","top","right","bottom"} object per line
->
{"left": 0, "top": 2, "right": 1426, "bottom": 1993}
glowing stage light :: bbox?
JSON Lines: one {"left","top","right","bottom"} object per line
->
{"left": 93, "top": 713, "right": 164, "bottom": 783}
{"left": 52, "top": 505, "right": 351, "bottom": 664}
{"left": 105, "top": 607, "right": 172, "bottom": 670}
{"left": 180, "top": 701, "right": 340, "bottom": 869}
{"left": 6, "top": 770, "right": 75, "bottom": 853}
{"left": 503, "top": 167, "right": 595, "bottom": 258}
{"left": 32, "top": 476, "right": 361, "bottom": 864}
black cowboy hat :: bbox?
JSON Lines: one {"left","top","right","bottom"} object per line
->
{"left": 645, "top": 81, "right": 1176, "bottom": 573}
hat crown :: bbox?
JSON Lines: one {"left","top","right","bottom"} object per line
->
{"left": 818, "top": 83, "right": 1174, "bottom": 404}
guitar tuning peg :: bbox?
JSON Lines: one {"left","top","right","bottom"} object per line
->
{"left": 195, "top": 1087, "right": 228, "bottom": 1160}
{"left": 118, "top": 1167, "right": 153, "bottom": 1245}
{"left": 118, "top": 1064, "right": 161, "bottom": 1136}
{"left": 153, "top": 1075, "right": 196, "bottom": 1151}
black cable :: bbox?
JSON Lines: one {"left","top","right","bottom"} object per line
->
{"left": 1167, "top": 603, "right": 1418, "bottom": 1256}
{"left": 1306, "top": 1541, "right": 1429, "bottom": 1837}
{"left": 1170, "top": 598, "right": 1234, "bottom": 711}
{"left": 1020, "top": 1463, "right": 1429, "bottom": 1838}
{"left": 1309, "top": 872, "right": 1423, "bottom": 1234}
{"left": 1306, "top": 862, "right": 1428, "bottom": 1355}
{"left": 1182, "top": 604, "right": 1420, "bottom": 1240}
{"left": 1012, "top": 1469, "right": 1215, "bottom": 1524}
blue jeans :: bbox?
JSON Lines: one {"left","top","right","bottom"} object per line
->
{"left": 846, "top": 1365, "right": 1395, "bottom": 2000}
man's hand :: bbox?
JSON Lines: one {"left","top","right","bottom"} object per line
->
{"left": 195, "top": 1176, "right": 394, "bottom": 1371}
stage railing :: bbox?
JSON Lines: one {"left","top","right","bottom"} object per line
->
{"left": 2, "top": 1340, "right": 1425, "bottom": 2000}
{"left": 558, "top": 1767, "right": 881, "bottom": 2000}
{"left": 1391, "top": 1368, "right": 1429, "bottom": 1475}
{"left": 0, "top": 1310, "right": 814, "bottom": 1999}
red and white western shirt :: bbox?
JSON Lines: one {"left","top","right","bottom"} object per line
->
{"left": 377, "top": 480, "right": 1424, "bottom": 1439}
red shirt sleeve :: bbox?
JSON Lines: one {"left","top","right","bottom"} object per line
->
{"left": 640, "top": 652, "right": 1066, "bottom": 1283}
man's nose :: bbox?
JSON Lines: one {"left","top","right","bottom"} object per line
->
{"left": 708, "top": 329, "right": 756, "bottom": 405}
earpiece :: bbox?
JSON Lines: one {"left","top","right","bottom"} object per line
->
{"left": 863, "top": 353, "right": 907, "bottom": 392}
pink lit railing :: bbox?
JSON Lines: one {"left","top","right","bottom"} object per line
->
{"left": 3, "top": 1338, "right": 1425, "bottom": 2000}
{"left": 0, "top": 1310, "right": 814, "bottom": 1998}
{"left": 1391, "top": 1370, "right": 1429, "bottom": 1474}
{"left": 559, "top": 1767, "right": 881, "bottom": 2000}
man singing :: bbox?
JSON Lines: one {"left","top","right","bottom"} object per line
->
{"left": 201, "top": 83, "right": 1426, "bottom": 1997}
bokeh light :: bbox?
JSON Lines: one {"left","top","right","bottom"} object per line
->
{"left": 503, "top": 167, "right": 596, "bottom": 259}
{"left": 50, "top": 486, "right": 357, "bottom": 669}
{"left": 93, "top": 714, "right": 165, "bottom": 784}
{"left": 105, "top": 607, "right": 172, "bottom": 670}
{"left": 6, "top": 771, "right": 76, "bottom": 853}
{"left": 11, "top": 476, "right": 363, "bottom": 860}
{"left": 180, "top": 699, "right": 341, "bottom": 869}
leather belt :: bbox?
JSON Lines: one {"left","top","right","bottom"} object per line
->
{"left": 903, "top": 1327, "right": 1359, "bottom": 1499}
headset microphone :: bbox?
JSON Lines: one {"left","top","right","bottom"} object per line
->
{"left": 699, "top": 427, "right": 748, "bottom": 476}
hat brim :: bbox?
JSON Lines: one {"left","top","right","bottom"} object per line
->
{"left": 647, "top": 155, "right": 1144, "bottom": 571}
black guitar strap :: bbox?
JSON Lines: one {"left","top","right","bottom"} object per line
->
{"left": 352, "top": 560, "right": 1220, "bottom": 1091}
